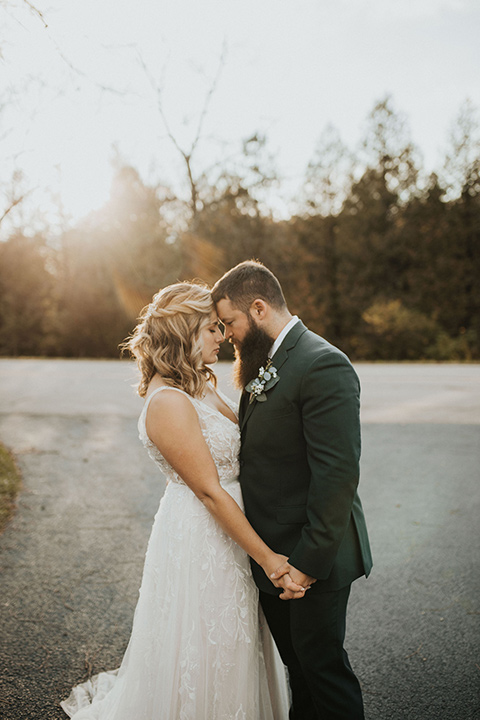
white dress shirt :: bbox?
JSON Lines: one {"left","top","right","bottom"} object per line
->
{"left": 268, "top": 316, "right": 299, "bottom": 359}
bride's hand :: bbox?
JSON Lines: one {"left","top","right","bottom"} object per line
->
{"left": 263, "top": 553, "right": 307, "bottom": 599}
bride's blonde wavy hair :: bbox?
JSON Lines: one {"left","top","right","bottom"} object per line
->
{"left": 125, "top": 282, "right": 217, "bottom": 398}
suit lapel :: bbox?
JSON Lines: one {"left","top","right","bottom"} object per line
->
{"left": 240, "top": 320, "right": 307, "bottom": 431}
{"left": 238, "top": 390, "right": 249, "bottom": 426}
{"left": 269, "top": 345, "right": 288, "bottom": 373}
{"left": 270, "top": 320, "right": 307, "bottom": 370}
{"left": 240, "top": 394, "right": 256, "bottom": 430}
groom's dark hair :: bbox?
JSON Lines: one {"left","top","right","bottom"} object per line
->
{"left": 211, "top": 260, "right": 287, "bottom": 314}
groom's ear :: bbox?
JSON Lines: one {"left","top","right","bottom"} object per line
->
{"left": 249, "top": 299, "right": 268, "bottom": 322}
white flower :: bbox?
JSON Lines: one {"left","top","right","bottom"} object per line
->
{"left": 245, "top": 362, "right": 280, "bottom": 404}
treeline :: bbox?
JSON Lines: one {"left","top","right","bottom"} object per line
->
{"left": 0, "top": 98, "right": 479, "bottom": 360}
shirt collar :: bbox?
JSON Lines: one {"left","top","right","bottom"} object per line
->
{"left": 268, "top": 316, "right": 299, "bottom": 359}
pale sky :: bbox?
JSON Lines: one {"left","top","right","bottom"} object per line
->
{"left": 1, "top": 0, "right": 479, "bottom": 226}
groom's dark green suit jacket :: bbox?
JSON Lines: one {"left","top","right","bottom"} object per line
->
{"left": 238, "top": 320, "right": 373, "bottom": 595}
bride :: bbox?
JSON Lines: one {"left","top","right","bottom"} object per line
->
{"left": 61, "top": 282, "right": 304, "bottom": 720}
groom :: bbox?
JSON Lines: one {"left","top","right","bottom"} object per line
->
{"left": 212, "top": 260, "right": 372, "bottom": 720}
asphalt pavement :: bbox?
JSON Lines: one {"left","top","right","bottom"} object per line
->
{"left": 0, "top": 359, "right": 479, "bottom": 720}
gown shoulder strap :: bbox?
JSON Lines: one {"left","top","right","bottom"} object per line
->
{"left": 143, "top": 386, "right": 194, "bottom": 415}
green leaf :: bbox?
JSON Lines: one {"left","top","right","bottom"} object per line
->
{"left": 264, "top": 375, "right": 280, "bottom": 391}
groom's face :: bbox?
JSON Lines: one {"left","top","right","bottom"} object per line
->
{"left": 215, "top": 298, "right": 253, "bottom": 347}
{"left": 216, "top": 297, "right": 274, "bottom": 388}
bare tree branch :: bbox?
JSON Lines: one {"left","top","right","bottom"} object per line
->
{"left": 136, "top": 50, "right": 185, "bottom": 157}
{"left": 1, "top": 0, "right": 47, "bottom": 28}
{"left": 22, "top": 0, "right": 47, "bottom": 28}
{"left": 49, "top": 38, "right": 130, "bottom": 97}
{"left": 2, "top": 0, "right": 129, "bottom": 96}
{"left": 0, "top": 190, "right": 30, "bottom": 227}
{"left": 190, "top": 40, "right": 227, "bottom": 155}
{"left": 136, "top": 44, "right": 227, "bottom": 221}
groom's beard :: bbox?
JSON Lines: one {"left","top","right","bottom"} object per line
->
{"left": 233, "top": 319, "right": 275, "bottom": 390}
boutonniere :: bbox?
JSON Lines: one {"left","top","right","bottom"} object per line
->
{"left": 245, "top": 361, "right": 280, "bottom": 404}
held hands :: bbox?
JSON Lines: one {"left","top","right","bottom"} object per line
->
{"left": 270, "top": 560, "right": 317, "bottom": 601}
{"left": 263, "top": 553, "right": 306, "bottom": 600}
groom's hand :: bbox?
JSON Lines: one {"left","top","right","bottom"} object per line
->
{"left": 271, "top": 561, "right": 317, "bottom": 599}
{"left": 272, "top": 573, "right": 306, "bottom": 600}
{"left": 268, "top": 567, "right": 307, "bottom": 599}
{"left": 274, "top": 573, "right": 308, "bottom": 600}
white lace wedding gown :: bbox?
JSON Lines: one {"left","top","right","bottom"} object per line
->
{"left": 61, "top": 386, "right": 289, "bottom": 720}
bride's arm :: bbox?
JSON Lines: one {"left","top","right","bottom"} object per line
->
{"left": 146, "top": 390, "right": 305, "bottom": 598}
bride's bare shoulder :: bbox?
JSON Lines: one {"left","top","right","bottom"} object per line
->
{"left": 145, "top": 385, "right": 196, "bottom": 426}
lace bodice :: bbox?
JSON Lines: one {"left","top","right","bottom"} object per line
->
{"left": 138, "top": 386, "right": 240, "bottom": 486}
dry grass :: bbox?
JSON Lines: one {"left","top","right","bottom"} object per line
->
{"left": 0, "top": 442, "right": 21, "bottom": 533}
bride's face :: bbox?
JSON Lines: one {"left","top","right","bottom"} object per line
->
{"left": 200, "top": 311, "right": 224, "bottom": 364}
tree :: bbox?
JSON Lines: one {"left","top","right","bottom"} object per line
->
{"left": 0, "top": 0, "right": 50, "bottom": 239}
{"left": 179, "top": 134, "right": 284, "bottom": 282}
{"left": 362, "top": 300, "right": 441, "bottom": 360}
{"left": 293, "top": 127, "right": 356, "bottom": 343}
{"left": 442, "top": 99, "right": 480, "bottom": 199}
{"left": 0, "top": 232, "right": 55, "bottom": 355}
{"left": 137, "top": 46, "right": 227, "bottom": 234}
{"left": 54, "top": 166, "right": 182, "bottom": 357}
{"left": 328, "top": 99, "right": 422, "bottom": 352}
{"left": 0, "top": 85, "right": 34, "bottom": 239}
{"left": 360, "top": 95, "right": 420, "bottom": 201}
